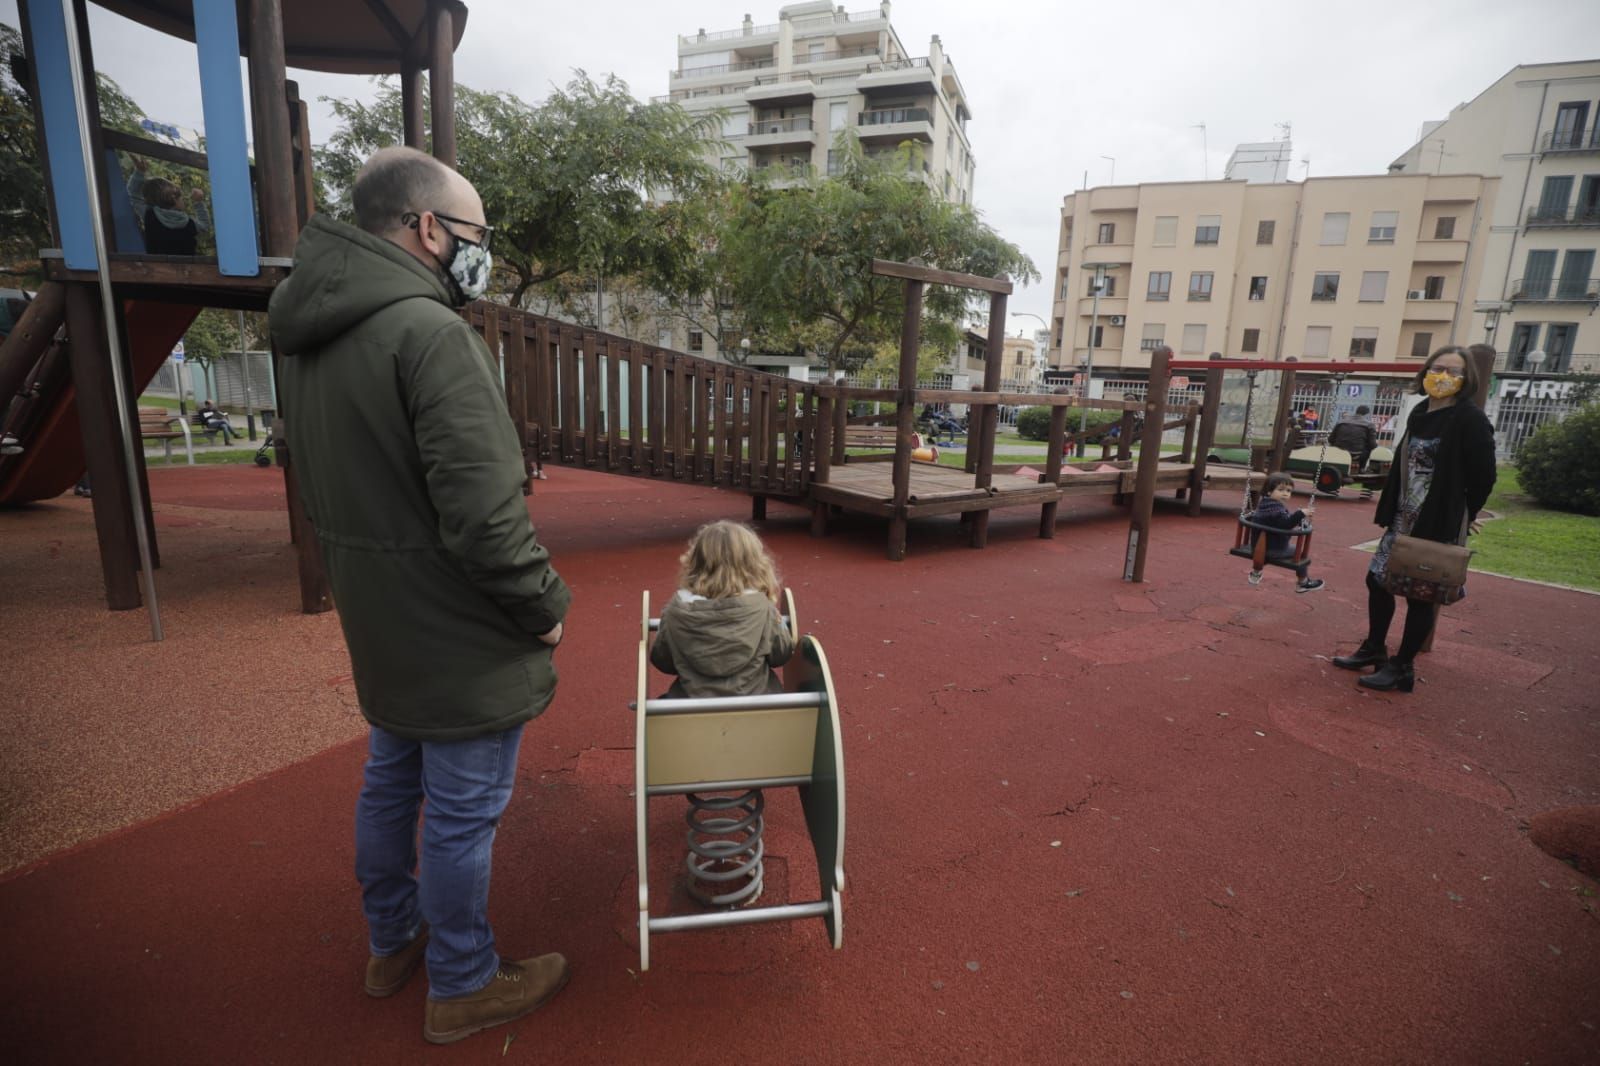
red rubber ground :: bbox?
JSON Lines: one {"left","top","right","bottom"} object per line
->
{"left": 1, "top": 465, "right": 1596, "bottom": 1064}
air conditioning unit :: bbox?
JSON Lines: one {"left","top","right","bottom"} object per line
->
{"left": 1107, "top": 315, "right": 1126, "bottom": 326}
{"left": 1406, "top": 289, "right": 1425, "bottom": 300}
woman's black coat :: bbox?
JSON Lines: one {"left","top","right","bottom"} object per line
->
{"left": 1372, "top": 400, "right": 1497, "bottom": 542}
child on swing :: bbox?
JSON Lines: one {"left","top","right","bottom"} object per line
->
{"left": 1253, "top": 472, "right": 1324, "bottom": 593}
{"left": 651, "top": 521, "right": 795, "bottom": 698}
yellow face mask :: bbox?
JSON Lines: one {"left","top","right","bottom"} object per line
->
{"left": 1423, "top": 370, "right": 1464, "bottom": 399}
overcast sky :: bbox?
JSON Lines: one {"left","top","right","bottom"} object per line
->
{"left": 6, "top": 0, "right": 1599, "bottom": 332}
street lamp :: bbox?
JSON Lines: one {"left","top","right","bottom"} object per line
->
{"left": 1079, "top": 264, "right": 1110, "bottom": 456}
{"left": 1526, "top": 347, "right": 1546, "bottom": 388}
{"left": 1100, "top": 155, "right": 1116, "bottom": 185}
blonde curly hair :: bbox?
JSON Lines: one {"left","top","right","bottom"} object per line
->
{"left": 678, "top": 520, "right": 780, "bottom": 602}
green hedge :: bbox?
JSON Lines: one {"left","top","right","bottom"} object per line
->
{"left": 1015, "top": 405, "right": 1123, "bottom": 442}
{"left": 1515, "top": 403, "right": 1600, "bottom": 516}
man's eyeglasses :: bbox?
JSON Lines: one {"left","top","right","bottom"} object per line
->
{"left": 403, "top": 210, "right": 494, "bottom": 251}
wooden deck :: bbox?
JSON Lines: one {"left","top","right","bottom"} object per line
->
{"left": 811, "top": 462, "right": 1054, "bottom": 518}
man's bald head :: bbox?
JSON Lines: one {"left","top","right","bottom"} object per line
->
{"left": 350, "top": 146, "right": 486, "bottom": 274}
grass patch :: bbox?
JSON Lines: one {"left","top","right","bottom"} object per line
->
{"left": 143, "top": 445, "right": 264, "bottom": 466}
{"left": 1470, "top": 466, "right": 1600, "bottom": 592}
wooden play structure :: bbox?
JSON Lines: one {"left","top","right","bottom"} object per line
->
{"left": 0, "top": 0, "right": 471, "bottom": 627}
{"left": 632, "top": 590, "right": 844, "bottom": 971}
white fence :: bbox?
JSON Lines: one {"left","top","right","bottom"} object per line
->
{"left": 1485, "top": 378, "right": 1589, "bottom": 460}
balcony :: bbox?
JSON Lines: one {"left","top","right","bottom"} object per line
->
{"left": 750, "top": 155, "right": 813, "bottom": 188}
{"left": 857, "top": 56, "right": 937, "bottom": 96}
{"left": 672, "top": 57, "right": 774, "bottom": 81}
{"left": 1510, "top": 277, "right": 1600, "bottom": 303}
{"left": 856, "top": 107, "right": 934, "bottom": 144}
{"left": 1403, "top": 298, "right": 1457, "bottom": 322}
{"left": 1412, "top": 238, "right": 1469, "bottom": 261}
{"left": 679, "top": 23, "right": 779, "bottom": 48}
{"left": 744, "top": 72, "right": 817, "bottom": 106}
{"left": 747, "top": 116, "right": 817, "bottom": 148}
{"left": 1539, "top": 125, "right": 1600, "bottom": 154}
{"left": 1525, "top": 205, "right": 1600, "bottom": 229}
{"left": 793, "top": 46, "right": 880, "bottom": 66}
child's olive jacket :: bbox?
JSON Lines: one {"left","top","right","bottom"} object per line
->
{"left": 650, "top": 590, "right": 794, "bottom": 698}
{"left": 269, "top": 215, "right": 569, "bottom": 741}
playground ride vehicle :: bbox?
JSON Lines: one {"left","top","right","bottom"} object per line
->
{"left": 1283, "top": 443, "right": 1394, "bottom": 496}
{"left": 633, "top": 590, "right": 845, "bottom": 971}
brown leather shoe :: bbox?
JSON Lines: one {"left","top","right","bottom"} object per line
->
{"left": 364, "top": 926, "right": 428, "bottom": 998}
{"left": 423, "top": 953, "right": 569, "bottom": 1045}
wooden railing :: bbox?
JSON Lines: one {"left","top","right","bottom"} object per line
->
{"left": 464, "top": 305, "right": 817, "bottom": 499}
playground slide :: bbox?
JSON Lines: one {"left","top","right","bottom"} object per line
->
{"left": 0, "top": 300, "right": 200, "bottom": 505}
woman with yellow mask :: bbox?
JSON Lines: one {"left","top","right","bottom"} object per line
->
{"left": 1332, "top": 345, "right": 1497, "bottom": 693}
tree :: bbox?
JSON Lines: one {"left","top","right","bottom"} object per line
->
{"left": 716, "top": 139, "right": 1039, "bottom": 375}
{"left": 317, "top": 72, "right": 723, "bottom": 316}
{"left": 1, "top": 22, "right": 152, "bottom": 283}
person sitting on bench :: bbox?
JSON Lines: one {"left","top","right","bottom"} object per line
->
{"left": 197, "top": 400, "right": 238, "bottom": 444}
{"left": 1327, "top": 405, "right": 1378, "bottom": 470}
{"left": 650, "top": 521, "right": 794, "bottom": 699}
{"left": 1253, "top": 472, "right": 1324, "bottom": 593}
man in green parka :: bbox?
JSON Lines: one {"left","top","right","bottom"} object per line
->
{"left": 269, "top": 147, "right": 570, "bottom": 1045}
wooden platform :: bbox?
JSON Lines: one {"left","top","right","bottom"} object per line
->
{"left": 811, "top": 462, "right": 1054, "bottom": 519}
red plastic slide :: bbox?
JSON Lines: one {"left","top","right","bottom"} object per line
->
{"left": 0, "top": 300, "right": 199, "bottom": 505}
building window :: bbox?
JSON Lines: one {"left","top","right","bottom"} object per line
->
{"left": 1368, "top": 211, "right": 1398, "bottom": 243}
{"left": 1241, "top": 328, "right": 1260, "bottom": 353}
{"left": 1434, "top": 216, "right": 1456, "bottom": 240}
{"left": 688, "top": 330, "right": 704, "bottom": 352}
{"left": 1553, "top": 101, "right": 1591, "bottom": 150}
{"left": 1054, "top": 318, "right": 1064, "bottom": 346}
{"left": 1508, "top": 322, "right": 1536, "bottom": 366}
{"left": 1311, "top": 272, "right": 1340, "bottom": 301}
{"left": 1320, "top": 212, "right": 1349, "bottom": 245}
{"left": 1349, "top": 327, "right": 1378, "bottom": 358}
{"left": 1423, "top": 275, "right": 1445, "bottom": 300}
{"left": 1088, "top": 274, "right": 1115, "bottom": 297}
{"left": 1410, "top": 331, "right": 1434, "bottom": 359}
{"left": 1153, "top": 216, "right": 1178, "bottom": 246}
{"left": 1188, "top": 272, "right": 1214, "bottom": 301}
{"left": 1089, "top": 324, "right": 1104, "bottom": 348}
{"left": 1256, "top": 220, "right": 1275, "bottom": 245}
{"left": 1303, "top": 326, "right": 1331, "bottom": 359}
{"left": 1181, "top": 323, "right": 1206, "bottom": 354}
{"left": 1545, "top": 323, "right": 1575, "bottom": 371}
{"left": 1248, "top": 276, "right": 1267, "bottom": 301}
{"left": 1194, "top": 215, "right": 1221, "bottom": 245}
{"left": 1060, "top": 272, "right": 1070, "bottom": 299}
{"left": 1147, "top": 271, "right": 1172, "bottom": 301}
{"left": 1140, "top": 323, "right": 1166, "bottom": 351}
{"left": 830, "top": 101, "right": 848, "bottom": 131}
{"left": 1098, "top": 222, "right": 1116, "bottom": 243}
{"left": 1358, "top": 271, "right": 1388, "bottom": 302}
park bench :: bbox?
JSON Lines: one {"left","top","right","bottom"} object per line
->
{"left": 842, "top": 423, "right": 898, "bottom": 451}
{"left": 633, "top": 588, "right": 844, "bottom": 971}
{"left": 137, "top": 406, "right": 194, "bottom": 464}
{"left": 187, "top": 410, "right": 228, "bottom": 445}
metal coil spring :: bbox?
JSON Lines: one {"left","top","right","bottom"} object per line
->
{"left": 684, "top": 789, "right": 764, "bottom": 907}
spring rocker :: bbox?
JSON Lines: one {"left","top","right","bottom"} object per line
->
{"left": 632, "top": 589, "right": 845, "bottom": 971}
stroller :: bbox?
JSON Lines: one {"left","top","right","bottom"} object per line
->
{"left": 253, "top": 418, "right": 280, "bottom": 467}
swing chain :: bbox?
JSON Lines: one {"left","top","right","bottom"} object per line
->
{"left": 1305, "top": 372, "right": 1345, "bottom": 507}
{"left": 1238, "top": 369, "right": 1259, "bottom": 519}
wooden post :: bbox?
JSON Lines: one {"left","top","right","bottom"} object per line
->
{"left": 969, "top": 284, "right": 1009, "bottom": 548}
{"left": 810, "top": 390, "right": 833, "bottom": 537}
{"left": 887, "top": 279, "right": 924, "bottom": 560}
{"left": 831, "top": 375, "right": 848, "bottom": 466}
{"left": 286, "top": 80, "right": 316, "bottom": 227}
{"left": 1187, "top": 367, "right": 1224, "bottom": 515}
{"left": 428, "top": 2, "right": 457, "bottom": 167}
{"left": 247, "top": 0, "right": 297, "bottom": 258}
{"left": 1039, "top": 400, "right": 1068, "bottom": 538}
{"left": 401, "top": 61, "right": 426, "bottom": 149}
{"left": 1123, "top": 346, "right": 1172, "bottom": 583}
{"left": 63, "top": 283, "right": 139, "bottom": 609}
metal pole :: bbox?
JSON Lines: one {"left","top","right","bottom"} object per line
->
{"left": 59, "top": 0, "right": 162, "bottom": 641}
{"left": 239, "top": 309, "right": 256, "bottom": 441}
{"left": 1079, "top": 268, "right": 1102, "bottom": 456}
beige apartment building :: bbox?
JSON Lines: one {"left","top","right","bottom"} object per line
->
{"left": 1389, "top": 60, "right": 1600, "bottom": 375}
{"left": 1047, "top": 173, "right": 1499, "bottom": 378}
{"left": 659, "top": 1, "right": 976, "bottom": 203}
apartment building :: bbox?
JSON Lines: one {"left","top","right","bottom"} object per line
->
{"left": 1046, "top": 173, "right": 1498, "bottom": 378}
{"left": 659, "top": 1, "right": 976, "bottom": 203}
{"left": 1389, "top": 60, "right": 1600, "bottom": 375}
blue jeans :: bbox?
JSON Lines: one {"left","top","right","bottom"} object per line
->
{"left": 355, "top": 723, "right": 525, "bottom": 999}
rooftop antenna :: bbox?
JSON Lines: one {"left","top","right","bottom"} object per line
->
{"left": 1190, "top": 122, "right": 1208, "bottom": 180}
{"left": 1299, "top": 158, "right": 1311, "bottom": 182}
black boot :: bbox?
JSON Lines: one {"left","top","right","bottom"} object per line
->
{"left": 1333, "top": 641, "right": 1387, "bottom": 671}
{"left": 1359, "top": 658, "right": 1414, "bottom": 693}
